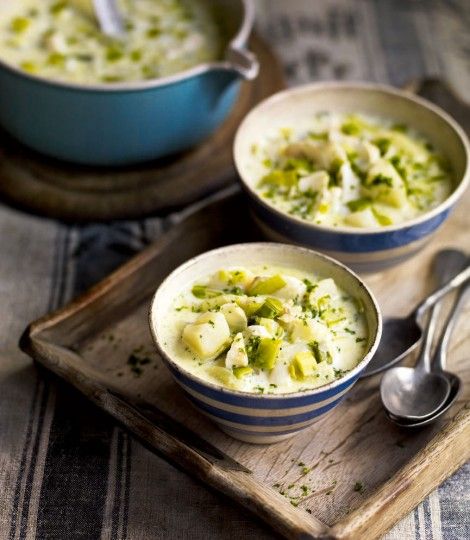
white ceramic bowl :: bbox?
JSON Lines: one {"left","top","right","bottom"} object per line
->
{"left": 233, "top": 82, "right": 470, "bottom": 272}
{"left": 149, "top": 242, "right": 382, "bottom": 444}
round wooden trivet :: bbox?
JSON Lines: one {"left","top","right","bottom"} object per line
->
{"left": 0, "top": 35, "right": 285, "bottom": 222}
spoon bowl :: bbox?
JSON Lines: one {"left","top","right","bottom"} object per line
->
{"left": 384, "top": 266, "right": 469, "bottom": 428}
{"left": 381, "top": 366, "right": 451, "bottom": 420}
{"left": 380, "top": 250, "right": 466, "bottom": 422}
{"left": 384, "top": 372, "right": 462, "bottom": 428}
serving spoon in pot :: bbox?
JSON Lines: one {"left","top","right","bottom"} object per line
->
{"left": 362, "top": 250, "right": 469, "bottom": 377}
{"left": 384, "top": 279, "right": 468, "bottom": 428}
{"left": 69, "top": 0, "right": 124, "bottom": 38}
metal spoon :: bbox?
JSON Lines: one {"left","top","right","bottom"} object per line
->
{"left": 92, "top": 0, "right": 124, "bottom": 38}
{"left": 362, "top": 251, "right": 469, "bottom": 377}
{"left": 379, "top": 250, "right": 459, "bottom": 420}
{"left": 69, "top": 0, "right": 124, "bottom": 38}
{"left": 385, "top": 281, "right": 468, "bottom": 428}
{"left": 384, "top": 376, "right": 460, "bottom": 428}
{"left": 380, "top": 299, "right": 450, "bottom": 421}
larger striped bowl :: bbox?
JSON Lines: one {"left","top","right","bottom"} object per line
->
{"left": 149, "top": 243, "right": 382, "bottom": 444}
{"left": 233, "top": 82, "right": 470, "bottom": 272}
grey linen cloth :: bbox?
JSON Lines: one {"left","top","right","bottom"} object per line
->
{"left": 1, "top": 1, "right": 469, "bottom": 538}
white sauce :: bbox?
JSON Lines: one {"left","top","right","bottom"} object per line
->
{"left": 250, "top": 113, "right": 452, "bottom": 228}
{"left": 0, "top": 0, "right": 222, "bottom": 83}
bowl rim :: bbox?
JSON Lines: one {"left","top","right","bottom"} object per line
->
{"left": 149, "top": 241, "right": 383, "bottom": 400}
{"left": 0, "top": 0, "right": 255, "bottom": 93}
{"left": 233, "top": 81, "right": 470, "bottom": 236}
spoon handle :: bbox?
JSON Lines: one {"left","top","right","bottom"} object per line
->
{"left": 433, "top": 280, "right": 470, "bottom": 371}
{"left": 415, "top": 304, "right": 440, "bottom": 372}
{"left": 92, "top": 0, "right": 124, "bottom": 37}
{"left": 415, "top": 264, "right": 470, "bottom": 320}
{"left": 413, "top": 250, "right": 467, "bottom": 373}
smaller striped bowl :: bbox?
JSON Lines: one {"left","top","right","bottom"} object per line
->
{"left": 149, "top": 243, "right": 382, "bottom": 444}
{"left": 233, "top": 82, "right": 470, "bottom": 272}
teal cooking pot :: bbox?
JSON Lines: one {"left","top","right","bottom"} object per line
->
{"left": 0, "top": 0, "right": 258, "bottom": 166}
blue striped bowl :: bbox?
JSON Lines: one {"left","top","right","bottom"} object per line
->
{"left": 149, "top": 243, "right": 382, "bottom": 444}
{"left": 234, "top": 83, "right": 470, "bottom": 272}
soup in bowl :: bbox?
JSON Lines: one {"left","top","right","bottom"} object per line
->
{"left": 150, "top": 243, "right": 382, "bottom": 444}
{"left": 234, "top": 83, "right": 469, "bottom": 272}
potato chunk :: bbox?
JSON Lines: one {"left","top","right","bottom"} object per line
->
{"left": 258, "top": 318, "right": 284, "bottom": 339}
{"left": 339, "top": 162, "right": 361, "bottom": 203}
{"left": 272, "top": 275, "right": 307, "bottom": 301}
{"left": 225, "top": 332, "right": 248, "bottom": 369}
{"left": 290, "top": 319, "right": 316, "bottom": 343}
{"left": 284, "top": 141, "right": 346, "bottom": 170}
{"left": 182, "top": 312, "right": 230, "bottom": 360}
{"left": 220, "top": 303, "right": 247, "bottom": 333}
{"left": 235, "top": 296, "right": 264, "bottom": 316}
{"left": 386, "top": 132, "right": 429, "bottom": 162}
{"left": 211, "top": 269, "right": 254, "bottom": 289}
{"left": 206, "top": 366, "right": 236, "bottom": 387}
{"left": 244, "top": 324, "right": 272, "bottom": 340}
{"left": 298, "top": 171, "right": 329, "bottom": 193}
{"left": 309, "top": 278, "right": 339, "bottom": 305}
{"left": 364, "top": 159, "right": 407, "bottom": 208}
{"left": 344, "top": 207, "right": 379, "bottom": 228}
{"left": 355, "top": 141, "right": 381, "bottom": 168}
{"left": 290, "top": 319, "right": 334, "bottom": 350}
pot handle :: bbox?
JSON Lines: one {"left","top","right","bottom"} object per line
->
{"left": 226, "top": 45, "right": 259, "bottom": 80}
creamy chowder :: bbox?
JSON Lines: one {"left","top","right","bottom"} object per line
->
{"left": 0, "top": 0, "right": 222, "bottom": 83}
{"left": 161, "top": 266, "right": 368, "bottom": 394}
{"left": 251, "top": 113, "right": 452, "bottom": 228}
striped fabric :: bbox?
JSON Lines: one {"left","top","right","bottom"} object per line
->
{"left": 1, "top": 1, "right": 469, "bottom": 538}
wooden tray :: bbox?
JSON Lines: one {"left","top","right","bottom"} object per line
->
{"left": 0, "top": 35, "right": 285, "bottom": 222}
{"left": 21, "top": 185, "right": 470, "bottom": 539}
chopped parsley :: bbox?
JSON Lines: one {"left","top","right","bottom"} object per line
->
{"left": 353, "top": 481, "right": 365, "bottom": 494}
{"left": 369, "top": 174, "right": 393, "bottom": 188}
{"left": 127, "top": 352, "right": 153, "bottom": 377}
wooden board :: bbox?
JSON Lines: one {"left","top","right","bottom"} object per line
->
{"left": 20, "top": 81, "right": 470, "bottom": 538}
{"left": 20, "top": 186, "right": 470, "bottom": 539}
{"left": 0, "top": 35, "right": 285, "bottom": 222}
